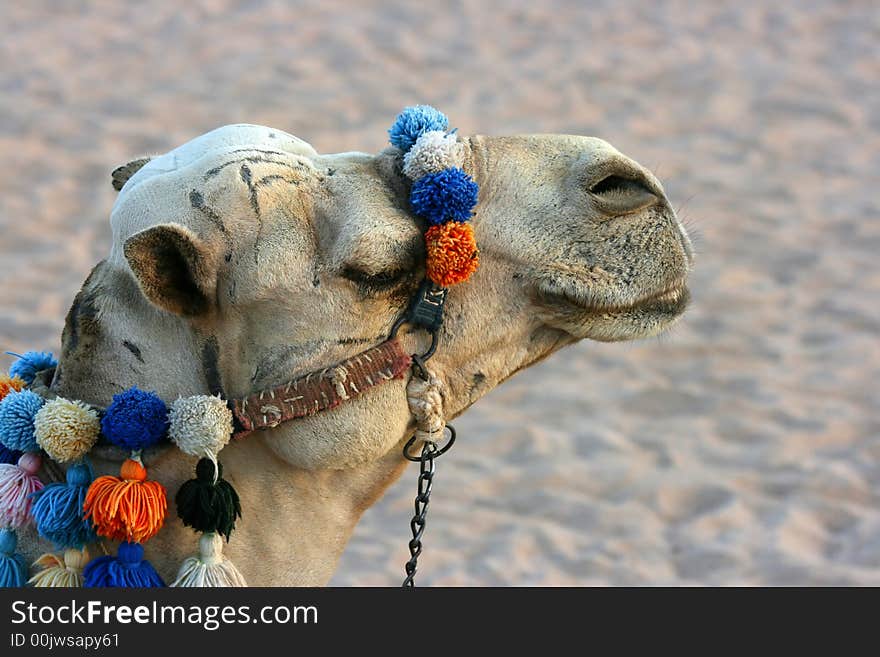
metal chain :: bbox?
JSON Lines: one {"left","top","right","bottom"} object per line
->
{"left": 401, "top": 440, "right": 439, "bottom": 587}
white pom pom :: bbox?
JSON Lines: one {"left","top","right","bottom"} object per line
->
{"left": 402, "top": 130, "right": 464, "bottom": 180}
{"left": 168, "top": 395, "right": 233, "bottom": 459}
{"left": 171, "top": 533, "right": 247, "bottom": 587}
{"left": 33, "top": 398, "right": 100, "bottom": 463}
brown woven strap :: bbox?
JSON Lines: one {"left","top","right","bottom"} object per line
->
{"left": 231, "top": 337, "right": 412, "bottom": 438}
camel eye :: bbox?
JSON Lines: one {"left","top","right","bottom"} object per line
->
{"left": 342, "top": 266, "right": 407, "bottom": 291}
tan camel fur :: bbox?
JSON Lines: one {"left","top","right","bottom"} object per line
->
{"left": 18, "top": 124, "right": 692, "bottom": 585}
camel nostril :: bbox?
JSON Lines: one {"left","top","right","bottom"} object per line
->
{"left": 588, "top": 174, "right": 658, "bottom": 216}
{"left": 589, "top": 174, "right": 647, "bottom": 195}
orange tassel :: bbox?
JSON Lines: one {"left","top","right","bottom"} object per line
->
{"left": 0, "top": 375, "right": 26, "bottom": 402}
{"left": 425, "top": 222, "right": 479, "bottom": 287}
{"left": 83, "top": 458, "right": 167, "bottom": 543}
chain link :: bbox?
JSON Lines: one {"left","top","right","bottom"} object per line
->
{"left": 401, "top": 440, "right": 439, "bottom": 587}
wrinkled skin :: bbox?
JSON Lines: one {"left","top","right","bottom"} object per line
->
{"left": 19, "top": 125, "right": 692, "bottom": 585}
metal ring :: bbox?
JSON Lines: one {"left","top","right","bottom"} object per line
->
{"left": 389, "top": 313, "right": 408, "bottom": 340}
{"left": 403, "top": 424, "right": 456, "bottom": 462}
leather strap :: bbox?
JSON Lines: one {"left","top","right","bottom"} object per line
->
{"left": 231, "top": 337, "right": 412, "bottom": 438}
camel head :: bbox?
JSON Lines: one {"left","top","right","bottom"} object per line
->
{"left": 44, "top": 123, "right": 691, "bottom": 584}
{"left": 54, "top": 124, "right": 692, "bottom": 469}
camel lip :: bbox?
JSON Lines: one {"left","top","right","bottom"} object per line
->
{"left": 534, "top": 279, "right": 690, "bottom": 316}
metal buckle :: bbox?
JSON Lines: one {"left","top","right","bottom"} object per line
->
{"left": 389, "top": 279, "right": 447, "bottom": 363}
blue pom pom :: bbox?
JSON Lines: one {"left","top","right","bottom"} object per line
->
{"left": 409, "top": 167, "right": 479, "bottom": 225}
{"left": 30, "top": 462, "right": 97, "bottom": 549}
{"left": 101, "top": 387, "right": 168, "bottom": 452}
{"left": 0, "top": 442, "right": 22, "bottom": 465}
{"left": 7, "top": 351, "right": 57, "bottom": 385}
{"left": 0, "top": 389, "right": 45, "bottom": 452}
{"left": 388, "top": 105, "right": 449, "bottom": 152}
{"left": 0, "top": 528, "right": 27, "bottom": 587}
{"left": 83, "top": 542, "right": 165, "bottom": 587}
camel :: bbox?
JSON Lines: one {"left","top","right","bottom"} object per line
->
{"left": 16, "top": 123, "right": 693, "bottom": 585}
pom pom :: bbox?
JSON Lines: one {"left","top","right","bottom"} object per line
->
{"left": 168, "top": 395, "right": 233, "bottom": 459}
{"left": 176, "top": 458, "right": 241, "bottom": 541}
{"left": 83, "top": 458, "right": 167, "bottom": 543}
{"left": 0, "top": 443, "right": 22, "bottom": 466}
{"left": 171, "top": 532, "right": 247, "bottom": 587}
{"left": 29, "top": 547, "right": 89, "bottom": 587}
{"left": 7, "top": 351, "right": 57, "bottom": 385}
{"left": 83, "top": 542, "right": 165, "bottom": 588}
{"left": 0, "top": 389, "right": 45, "bottom": 452}
{"left": 410, "top": 167, "right": 479, "bottom": 225}
{"left": 403, "top": 130, "right": 464, "bottom": 181}
{"left": 34, "top": 398, "right": 100, "bottom": 463}
{"left": 101, "top": 387, "right": 168, "bottom": 451}
{"left": 388, "top": 105, "right": 449, "bottom": 152}
{"left": 425, "top": 222, "right": 480, "bottom": 287}
{"left": 0, "top": 374, "right": 26, "bottom": 401}
{"left": 0, "top": 453, "right": 44, "bottom": 527}
{"left": 30, "top": 462, "right": 97, "bottom": 548}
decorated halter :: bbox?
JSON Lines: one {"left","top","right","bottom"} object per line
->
{"left": 0, "top": 105, "right": 468, "bottom": 588}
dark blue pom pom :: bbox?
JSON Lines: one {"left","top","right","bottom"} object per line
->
{"left": 8, "top": 351, "right": 57, "bottom": 385}
{"left": 0, "top": 442, "right": 22, "bottom": 465}
{"left": 100, "top": 387, "right": 168, "bottom": 451}
{"left": 410, "top": 167, "right": 479, "bottom": 225}
{"left": 30, "top": 461, "right": 97, "bottom": 549}
{"left": 83, "top": 542, "right": 165, "bottom": 587}
{"left": 0, "top": 389, "right": 45, "bottom": 452}
{"left": 388, "top": 105, "right": 449, "bottom": 152}
{"left": 0, "top": 528, "right": 27, "bottom": 587}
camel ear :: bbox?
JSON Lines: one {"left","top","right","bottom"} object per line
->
{"left": 123, "top": 223, "right": 218, "bottom": 316}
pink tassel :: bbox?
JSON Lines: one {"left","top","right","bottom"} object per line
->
{"left": 0, "top": 452, "right": 44, "bottom": 527}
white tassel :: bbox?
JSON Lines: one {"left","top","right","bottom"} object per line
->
{"left": 172, "top": 533, "right": 247, "bottom": 587}
{"left": 28, "top": 547, "right": 89, "bottom": 587}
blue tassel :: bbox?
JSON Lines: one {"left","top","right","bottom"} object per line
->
{"left": 388, "top": 105, "right": 449, "bottom": 152}
{"left": 7, "top": 351, "right": 57, "bottom": 385}
{"left": 0, "top": 443, "right": 21, "bottom": 465}
{"left": 0, "top": 527, "right": 28, "bottom": 587}
{"left": 30, "top": 461, "right": 97, "bottom": 549}
{"left": 83, "top": 542, "right": 165, "bottom": 588}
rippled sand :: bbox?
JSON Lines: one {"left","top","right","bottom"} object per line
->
{"left": 1, "top": 1, "right": 877, "bottom": 585}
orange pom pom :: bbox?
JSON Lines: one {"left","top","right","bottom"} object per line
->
{"left": 0, "top": 375, "right": 26, "bottom": 401}
{"left": 425, "top": 222, "right": 479, "bottom": 287}
{"left": 83, "top": 458, "right": 167, "bottom": 543}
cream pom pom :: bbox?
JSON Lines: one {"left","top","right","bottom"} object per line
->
{"left": 168, "top": 395, "right": 233, "bottom": 458}
{"left": 33, "top": 398, "right": 99, "bottom": 463}
{"left": 402, "top": 130, "right": 464, "bottom": 181}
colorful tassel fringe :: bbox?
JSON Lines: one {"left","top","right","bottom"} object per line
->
{"left": 0, "top": 374, "right": 26, "bottom": 401}
{"left": 83, "top": 542, "right": 164, "bottom": 588}
{"left": 29, "top": 547, "right": 89, "bottom": 587}
{"left": 83, "top": 457, "right": 166, "bottom": 543}
{"left": 176, "top": 458, "right": 241, "bottom": 541}
{"left": 30, "top": 461, "right": 96, "bottom": 548}
{"left": 0, "top": 527, "right": 27, "bottom": 587}
{"left": 172, "top": 532, "right": 247, "bottom": 587}
{"left": 0, "top": 452, "right": 44, "bottom": 527}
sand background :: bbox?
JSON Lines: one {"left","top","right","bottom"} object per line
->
{"left": 0, "top": 1, "right": 877, "bottom": 585}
